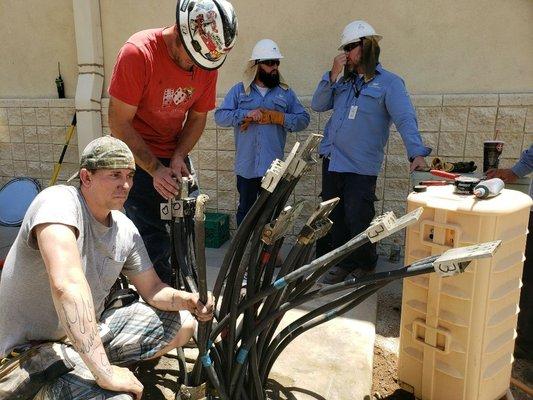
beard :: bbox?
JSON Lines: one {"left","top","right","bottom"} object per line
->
{"left": 258, "top": 68, "right": 280, "bottom": 88}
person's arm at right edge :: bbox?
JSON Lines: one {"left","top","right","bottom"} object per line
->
{"left": 35, "top": 223, "right": 143, "bottom": 399}
{"left": 487, "top": 144, "right": 533, "bottom": 182}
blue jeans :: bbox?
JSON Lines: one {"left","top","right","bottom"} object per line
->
{"left": 316, "top": 158, "right": 378, "bottom": 272}
{"left": 236, "top": 175, "right": 262, "bottom": 226}
{"left": 124, "top": 157, "right": 195, "bottom": 286}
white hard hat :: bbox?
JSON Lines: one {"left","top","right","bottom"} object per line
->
{"left": 338, "top": 20, "right": 382, "bottom": 51}
{"left": 177, "top": 0, "right": 238, "bottom": 70}
{"left": 249, "top": 39, "right": 284, "bottom": 62}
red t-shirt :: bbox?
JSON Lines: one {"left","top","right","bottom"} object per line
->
{"left": 109, "top": 28, "right": 217, "bottom": 158}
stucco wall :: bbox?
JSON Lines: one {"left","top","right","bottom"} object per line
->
{"left": 1, "top": 0, "right": 532, "bottom": 98}
{"left": 0, "top": 0, "right": 78, "bottom": 98}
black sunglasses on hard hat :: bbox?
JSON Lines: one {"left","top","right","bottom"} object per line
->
{"left": 343, "top": 41, "right": 362, "bottom": 53}
{"left": 258, "top": 59, "right": 280, "bottom": 67}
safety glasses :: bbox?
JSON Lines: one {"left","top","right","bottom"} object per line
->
{"left": 259, "top": 59, "right": 280, "bottom": 67}
{"left": 343, "top": 41, "right": 362, "bottom": 53}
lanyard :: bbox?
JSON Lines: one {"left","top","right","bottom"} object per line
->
{"left": 353, "top": 77, "right": 365, "bottom": 98}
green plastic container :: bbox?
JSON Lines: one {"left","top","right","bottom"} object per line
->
{"left": 205, "top": 212, "right": 230, "bottom": 248}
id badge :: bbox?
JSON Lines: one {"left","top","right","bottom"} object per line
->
{"left": 348, "top": 105, "right": 358, "bottom": 120}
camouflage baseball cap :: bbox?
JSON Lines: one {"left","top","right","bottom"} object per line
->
{"left": 68, "top": 136, "right": 135, "bottom": 182}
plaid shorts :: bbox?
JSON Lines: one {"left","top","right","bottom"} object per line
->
{"left": 34, "top": 301, "right": 193, "bottom": 400}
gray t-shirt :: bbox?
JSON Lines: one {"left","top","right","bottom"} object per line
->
{"left": 0, "top": 185, "right": 152, "bottom": 357}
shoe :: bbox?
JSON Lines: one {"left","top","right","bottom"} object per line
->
{"left": 318, "top": 266, "right": 352, "bottom": 285}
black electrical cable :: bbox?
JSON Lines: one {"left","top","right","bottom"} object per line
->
{"left": 176, "top": 346, "right": 188, "bottom": 387}
{"left": 213, "top": 188, "right": 271, "bottom": 299}
{"left": 173, "top": 218, "right": 197, "bottom": 293}
{"left": 212, "top": 188, "right": 272, "bottom": 379}
{"left": 229, "top": 258, "right": 439, "bottom": 396}
{"left": 256, "top": 243, "right": 315, "bottom": 360}
{"left": 209, "top": 230, "right": 371, "bottom": 344}
{"left": 176, "top": 143, "right": 450, "bottom": 397}
{"left": 254, "top": 243, "right": 309, "bottom": 360}
{"left": 222, "top": 180, "right": 291, "bottom": 385}
{"left": 169, "top": 213, "right": 191, "bottom": 390}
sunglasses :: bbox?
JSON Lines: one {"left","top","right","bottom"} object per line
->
{"left": 259, "top": 59, "right": 280, "bottom": 67}
{"left": 343, "top": 41, "right": 362, "bottom": 52}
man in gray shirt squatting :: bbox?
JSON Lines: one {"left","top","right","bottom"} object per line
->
{"left": 0, "top": 136, "right": 214, "bottom": 399}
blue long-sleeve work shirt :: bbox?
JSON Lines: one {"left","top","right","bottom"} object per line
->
{"left": 511, "top": 144, "right": 533, "bottom": 199}
{"left": 512, "top": 145, "right": 533, "bottom": 178}
{"left": 215, "top": 83, "right": 310, "bottom": 178}
{"left": 311, "top": 64, "right": 431, "bottom": 176}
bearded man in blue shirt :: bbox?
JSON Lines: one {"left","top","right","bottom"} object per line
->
{"left": 312, "top": 20, "right": 431, "bottom": 284}
{"left": 215, "top": 39, "right": 310, "bottom": 225}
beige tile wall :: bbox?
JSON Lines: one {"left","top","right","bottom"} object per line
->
{"left": 0, "top": 99, "right": 79, "bottom": 188}
{"left": 1, "top": 94, "right": 531, "bottom": 255}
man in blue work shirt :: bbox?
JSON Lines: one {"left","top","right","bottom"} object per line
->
{"left": 488, "top": 144, "right": 533, "bottom": 361}
{"left": 215, "top": 39, "right": 310, "bottom": 225}
{"left": 312, "top": 20, "right": 431, "bottom": 284}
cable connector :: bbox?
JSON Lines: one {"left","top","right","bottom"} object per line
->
{"left": 311, "top": 218, "right": 333, "bottom": 241}
{"left": 160, "top": 177, "right": 196, "bottom": 220}
{"left": 432, "top": 240, "right": 501, "bottom": 277}
{"left": 179, "top": 176, "right": 191, "bottom": 199}
{"left": 262, "top": 201, "right": 305, "bottom": 245}
{"left": 261, "top": 159, "right": 287, "bottom": 193}
{"left": 284, "top": 134, "right": 322, "bottom": 179}
{"left": 297, "top": 198, "right": 338, "bottom": 245}
{"left": 305, "top": 198, "right": 338, "bottom": 226}
{"left": 178, "top": 198, "right": 196, "bottom": 218}
{"left": 365, "top": 207, "right": 424, "bottom": 243}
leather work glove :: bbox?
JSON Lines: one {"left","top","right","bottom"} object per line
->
{"left": 430, "top": 157, "right": 454, "bottom": 172}
{"left": 240, "top": 117, "right": 254, "bottom": 132}
{"left": 431, "top": 157, "right": 477, "bottom": 173}
{"left": 258, "top": 109, "right": 285, "bottom": 126}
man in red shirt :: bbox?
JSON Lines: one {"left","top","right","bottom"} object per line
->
{"left": 109, "top": 0, "right": 237, "bottom": 285}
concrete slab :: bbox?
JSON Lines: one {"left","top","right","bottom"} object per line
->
{"left": 268, "top": 294, "right": 376, "bottom": 400}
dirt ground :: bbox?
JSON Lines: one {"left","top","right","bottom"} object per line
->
{"left": 371, "top": 279, "right": 532, "bottom": 400}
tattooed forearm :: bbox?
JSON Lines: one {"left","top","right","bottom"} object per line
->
{"left": 61, "top": 298, "right": 98, "bottom": 353}
{"left": 53, "top": 288, "right": 113, "bottom": 384}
